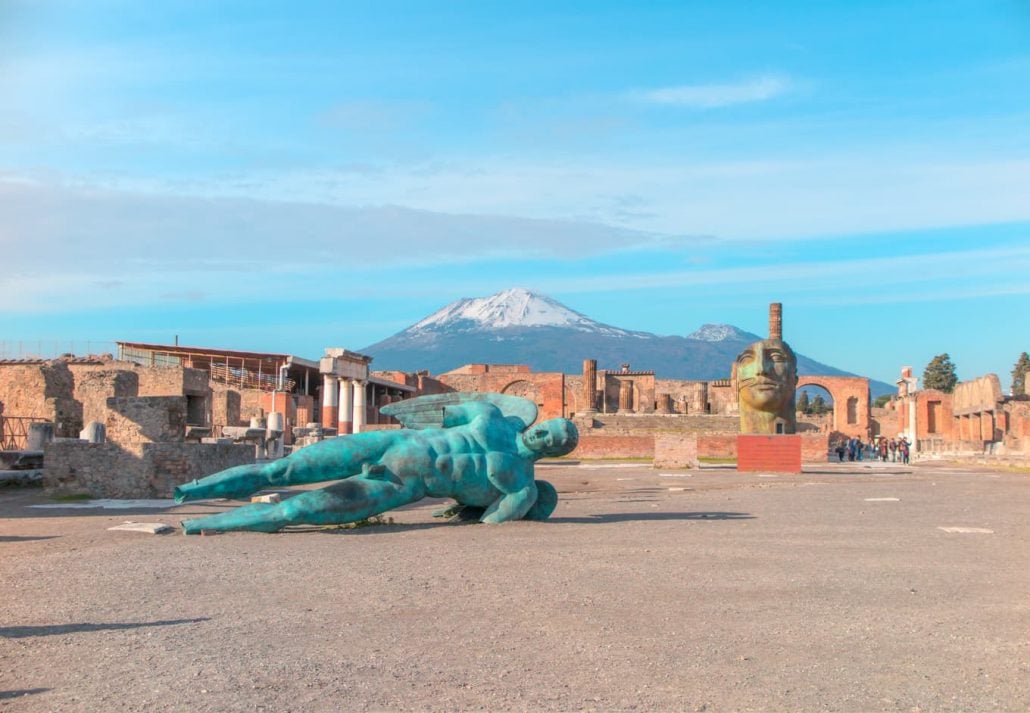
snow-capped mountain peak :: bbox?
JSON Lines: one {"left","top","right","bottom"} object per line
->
{"left": 687, "top": 323, "right": 752, "bottom": 342}
{"left": 410, "top": 288, "right": 628, "bottom": 334}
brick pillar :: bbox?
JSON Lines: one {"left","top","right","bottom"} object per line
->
{"left": 338, "top": 378, "right": 354, "bottom": 435}
{"left": 618, "top": 380, "right": 634, "bottom": 413}
{"left": 769, "top": 302, "right": 783, "bottom": 341}
{"left": 353, "top": 381, "right": 367, "bottom": 433}
{"left": 582, "top": 359, "right": 597, "bottom": 413}
{"left": 321, "top": 374, "right": 338, "bottom": 429}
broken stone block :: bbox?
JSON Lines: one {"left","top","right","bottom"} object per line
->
{"left": 79, "top": 421, "right": 106, "bottom": 444}
{"left": 250, "top": 493, "right": 281, "bottom": 504}
{"left": 27, "top": 422, "right": 54, "bottom": 451}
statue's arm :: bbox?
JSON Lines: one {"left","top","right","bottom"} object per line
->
{"left": 480, "top": 452, "right": 537, "bottom": 524}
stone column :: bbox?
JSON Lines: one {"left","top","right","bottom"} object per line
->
{"left": 769, "top": 302, "right": 783, "bottom": 341}
{"left": 353, "top": 381, "right": 367, "bottom": 433}
{"left": 582, "top": 359, "right": 597, "bottom": 413}
{"left": 321, "top": 375, "right": 338, "bottom": 429}
{"left": 618, "top": 380, "right": 634, "bottom": 413}
{"left": 338, "top": 378, "right": 354, "bottom": 435}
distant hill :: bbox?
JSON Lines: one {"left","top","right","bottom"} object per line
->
{"left": 361, "top": 288, "right": 895, "bottom": 396}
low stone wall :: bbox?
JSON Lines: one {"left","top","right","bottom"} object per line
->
{"left": 44, "top": 440, "right": 254, "bottom": 498}
{"left": 655, "top": 432, "right": 829, "bottom": 468}
{"left": 574, "top": 435, "right": 654, "bottom": 460}
{"left": 654, "top": 434, "right": 698, "bottom": 468}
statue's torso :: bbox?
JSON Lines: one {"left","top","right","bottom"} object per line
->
{"left": 412, "top": 416, "right": 528, "bottom": 505}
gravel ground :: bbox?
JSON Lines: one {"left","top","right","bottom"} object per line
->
{"left": 2, "top": 460, "right": 1028, "bottom": 712}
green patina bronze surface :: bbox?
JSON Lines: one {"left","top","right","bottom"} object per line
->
{"left": 175, "top": 393, "right": 577, "bottom": 534}
{"left": 733, "top": 339, "right": 798, "bottom": 435}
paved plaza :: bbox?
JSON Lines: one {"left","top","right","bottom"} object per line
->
{"left": 2, "top": 460, "right": 1028, "bottom": 712}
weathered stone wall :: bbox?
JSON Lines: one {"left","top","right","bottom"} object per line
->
{"left": 72, "top": 369, "right": 139, "bottom": 426}
{"left": 574, "top": 435, "right": 654, "bottom": 460}
{"left": 0, "top": 362, "right": 81, "bottom": 436}
{"left": 654, "top": 433, "right": 698, "bottom": 468}
{"left": 210, "top": 383, "right": 243, "bottom": 431}
{"left": 106, "top": 396, "right": 187, "bottom": 444}
{"left": 240, "top": 389, "right": 264, "bottom": 423}
{"left": 136, "top": 366, "right": 206, "bottom": 396}
{"left": 439, "top": 370, "right": 568, "bottom": 420}
{"left": 43, "top": 440, "right": 254, "bottom": 498}
{"left": 795, "top": 375, "right": 870, "bottom": 438}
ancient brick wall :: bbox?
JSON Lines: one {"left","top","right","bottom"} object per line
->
{"left": 72, "top": 369, "right": 139, "bottom": 426}
{"left": 653, "top": 433, "right": 698, "bottom": 468}
{"left": 438, "top": 370, "right": 567, "bottom": 420}
{"left": 0, "top": 362, "right": 81, "bottom": 436}
{"left": 795, "top": 375, "right": 870, "bottom": 438}
{"left": 737, "top": 435, "right": 802, "bottom": 473}
{"left": 210, "top": 383, "right": 242, "bottom": 431}
{"left": 239, "top": 389, "right": 264, "bottom": 422}
{"left": 583, "top": 414, "right": 739, "bottom": 435}
{"left": 694, "top": 433, "right": 827, "bottom": 462}
{"left": 43, "top": 440, "right": 254, "bottom": 498}
{"left": 106, "top": 396, "right": 187, "bottom": 444}
{"left": 913, "top": 389, "right": 955, "bottom": 440}
{"left": 697, "top": 434, "right": 738, "bottom": 458}
{"left": 573, "top": 435, "right": 654, "bottom": 459}
{"left": 133, "top": 365, "right": 207, "bottom": 396}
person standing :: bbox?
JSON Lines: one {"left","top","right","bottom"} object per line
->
{"left": 899, "top": 437, "right": 910, "bottom": 464}
{"left": 889, "top": 438, "right": 898, "bottom": 462}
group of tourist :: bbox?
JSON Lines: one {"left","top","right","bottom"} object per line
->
{"left": 876, "top": 436, "right": 910, "bottom": 464}
{"left": 834, "top": 435, "right": 910, "bottom": 464}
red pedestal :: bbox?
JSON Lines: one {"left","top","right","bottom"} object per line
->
{"left": 737, "top": 434, "right": 802, "bottom": 473}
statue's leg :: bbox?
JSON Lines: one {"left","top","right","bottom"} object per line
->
{"left": 175, "top": 430, "right": 404, "bottom": 503}
{"left": 181, "top": 472, "right": 426, "bottom": 534}
{"left": 524, "top": 479, "right": 558, "bottom": 521}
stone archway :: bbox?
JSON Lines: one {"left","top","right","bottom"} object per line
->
{"left": 796, "top": 375, "right": 870, "bottom": 437}
{"left": 501, "top": 380, "right": 543, "bottom": 410}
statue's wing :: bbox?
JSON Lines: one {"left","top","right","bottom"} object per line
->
{"left": 380, "top": 392, "right": 538, "bottom": 430}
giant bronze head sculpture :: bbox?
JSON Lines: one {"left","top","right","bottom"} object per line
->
{"left": 732, "top": 303, "right": 798, "bottom": 434}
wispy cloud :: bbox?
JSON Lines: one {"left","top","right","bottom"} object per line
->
{"left": 631, "top": 75, "right": 793, "bottom": 108}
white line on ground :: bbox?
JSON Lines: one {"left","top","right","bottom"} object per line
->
{"left": 30, "top": 499, "right": 178, "bottom": 509}
{"left": 864, "top": 497, "right": 901, "bottom": 502}
{"left": 938, "top": 526, "right": 994, "bottom": 534}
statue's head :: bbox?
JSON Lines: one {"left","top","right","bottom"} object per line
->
{"left": 522, "top": 418, "right": 579, "bottom": 458}
{"left": 733, "top": 339, "right": 798, "bottom": 433}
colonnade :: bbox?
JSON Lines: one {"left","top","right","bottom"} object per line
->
{"left": 321, "top": 374, "right": 368, "bottom": 434}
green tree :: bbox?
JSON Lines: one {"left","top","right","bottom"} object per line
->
{"left": 810, "top": 394, "right": 829, "bottom": 415}
{"left": 873, "top": 394, "right": 892, "bottom": 408}
{"left": 923, "top": 353, "right": 958, "bottom": 393}
{"left": 797, "top": 390, "right": 810, "bottom": 413}
{"left": 1012, "top": 352, "right": 1030, "bottom": 396}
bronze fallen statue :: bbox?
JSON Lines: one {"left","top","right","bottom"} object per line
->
{"left": 174, "top": 393, "right": 578, "bottom": 534}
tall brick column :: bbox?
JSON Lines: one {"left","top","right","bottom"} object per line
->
{"left": 769, "top": 302, "right": 783, "bottom": 341}
{"left": 353, "top": 381, "right": 367, "bottom": 433}
{"left": 582, "top": 359, "right": 597, "bottom": 413}
{"left": 338, "top": 378, "right": 354, "bottom": 434}
{"left": 321, "top": 374, "right": 338, "bottom": 429}
{"left": 618, "top": 380, "right": 634, "bottom": 413}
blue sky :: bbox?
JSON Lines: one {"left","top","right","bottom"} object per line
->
{"left": 2, "top": 0, "right": 1029, "bottom": 388}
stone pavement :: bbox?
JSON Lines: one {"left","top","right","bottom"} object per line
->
{"left": 1, "top": 460, "right": 1028, "bottom": 711}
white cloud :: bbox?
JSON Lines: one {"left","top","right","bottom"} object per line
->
{"left": 631, "top": 75, "right": 793, "bottom": 108}
{"left": 0, "top": 176, "right": 670, "bottom": 312}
